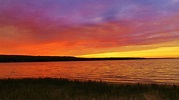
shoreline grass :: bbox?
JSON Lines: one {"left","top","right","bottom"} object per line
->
{"left": 0, "top": 78, "right": 178, "bottom": 100}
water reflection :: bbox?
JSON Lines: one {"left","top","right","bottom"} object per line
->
{"left": 0, "top": 59, "right": 179, "bottom": 84}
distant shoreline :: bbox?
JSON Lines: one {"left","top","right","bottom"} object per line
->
{"left": 0, "top": 55, "right": 178, "bottom": 62}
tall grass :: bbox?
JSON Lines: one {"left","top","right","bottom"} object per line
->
{"left": 0, "top": 78, "right": 178, "bottom": 100}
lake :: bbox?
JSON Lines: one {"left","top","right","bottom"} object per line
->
{"left": 0, "top": 59, "right": 178, "bottom": 84}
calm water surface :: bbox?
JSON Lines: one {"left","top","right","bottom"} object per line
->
{"left": 0, "top": 59, "right": 179, "bottom": 84}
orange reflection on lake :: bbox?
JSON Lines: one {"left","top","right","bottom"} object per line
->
{"left": 0, "top": 59, "right": 179, "bottom": 84}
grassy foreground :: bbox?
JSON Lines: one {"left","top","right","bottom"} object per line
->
{"left": 0, "top": 78, "right": 178, "bottom": 100}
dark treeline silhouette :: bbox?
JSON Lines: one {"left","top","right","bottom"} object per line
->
{"left": 0, "top": 55, "right": 145, "bottom": 62}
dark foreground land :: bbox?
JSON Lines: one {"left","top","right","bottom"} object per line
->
{"left": 0, "top": 78, "right": 178, "bottom": 100}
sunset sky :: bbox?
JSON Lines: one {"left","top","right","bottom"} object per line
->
{"left": 0, "top": 0, "right": 179, "bottom": 58}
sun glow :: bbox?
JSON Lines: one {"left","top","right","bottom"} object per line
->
{"left": 80, "top": 46, "right": 179, "bottom": 58}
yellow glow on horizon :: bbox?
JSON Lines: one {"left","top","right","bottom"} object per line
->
{"left": 80, "top": 46, "right": 179, "bottom": 58}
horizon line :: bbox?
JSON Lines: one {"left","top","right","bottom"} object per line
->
{"left": 0, "top": 54, "right": 178, "bottom": 59}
